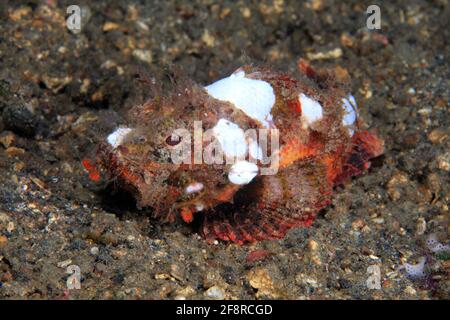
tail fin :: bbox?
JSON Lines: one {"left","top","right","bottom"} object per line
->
{"left": 334, "top": 130, "right": 384, "bottom": 185}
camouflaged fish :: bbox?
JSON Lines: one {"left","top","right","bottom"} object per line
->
{"left": 83, "top": 60, "right": 384, "bottom": 244}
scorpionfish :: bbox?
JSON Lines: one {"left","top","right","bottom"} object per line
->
{"left": 83, "top": 60, "right": 384, "bottom": 244}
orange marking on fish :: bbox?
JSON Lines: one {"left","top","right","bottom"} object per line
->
{"left": 215, "top": 184, "right": 240, "bottom": 202}
{"left": 288, "top": 99, "right": 302, "bottom": 114}
{"left": 322, "top": 153, "right": 343, "bottom": 184}
{"left": 82, "top": 159, "right": 101, "bottom": 182}
{"left": 180, "top": 207, "right": 194, "bottom": 223}
{"left": 279, "top": 139, "right": 317, "bottom": 169}
{"left": 297, "top": 58, "right": 317, "bottom": 79}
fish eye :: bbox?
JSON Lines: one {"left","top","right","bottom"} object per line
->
{"left": 134, "top": 136, "right": 147, "bottom": 143}
{"left": 165, "top": 133, "right": 182, "bottom": 146}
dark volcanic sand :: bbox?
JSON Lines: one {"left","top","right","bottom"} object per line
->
{"left": 0, "top": 0, "right": 448, "bottom": 299}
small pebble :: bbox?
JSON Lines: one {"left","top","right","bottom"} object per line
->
{"left": 427, "top": 129, "right": 447, "bottom": 144}
{"left": 404, "top": 286, "right": 417, "bottom": 296}
{"left": 2, "top": 104, "right": 39, "bottom": 137}
{"left": 307, "top": 239, "right": 322, "bottom": 266}
{"left": 57, "top": 259, "right": 72, "bottom": 268}
{"left": 6, "top": 222, "right": 14, "bottom": 233}
{"left": 204, "top": 285, "right": 225, "bottom": 300}
{"left": 415, "top": 218, "right": 426, "bottom": 236}
{"left": 155, "top": 273, "right": 171, "bottom": 280}
{"left": 173, "top": 285, "right": 196, "bottom": 298}
{"left": 407, "top": 88, "right": 416, "bottom": 94}
{"left": 132, "top": 49, "right": 152, "bottom": 64}
{"left": 0, "top": 235, "right": 8, "bottom": 247}
{"left": 170, "top": 264, "right": 185, "bottom": 282}
{"left": 436, "top": 153, "right": 450, "bottom": 171}
{"left": 247, "top": 268, "right": 280, "bottom": 299}
{"left": 0, "top": 131, "right": 15, "bottom": 148}
{"left": 103, "top": 22, "right": 120, "bottom": 31}
{"left": 352, "top": 219, "right": 365, "bottom": 230}
{"left": 307, "top": 48, "right": 342, "bottom": 61}
{"left": 372, "top": 218, "right": 385, "bottom": 224}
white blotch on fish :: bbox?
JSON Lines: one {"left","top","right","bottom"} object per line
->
{"left": 299, "top": 93, "right": 323, "bottom": 127}
{"left": 205, "top": 70, "right": 276, "bottom": 128}
{"left": 212, "top": 119, "right": 248, "bottom": 158}
{"left": 341, "top": 94, "right": 358, "bottom": 135}
{"left": 228, "top": 160, "right": 259, "bottom": 185}
{"left": 107, "top": 127, "right": 133, "bottom": 148}
{"left": 185, "top": 182, "right": 204, "bottom": 194}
